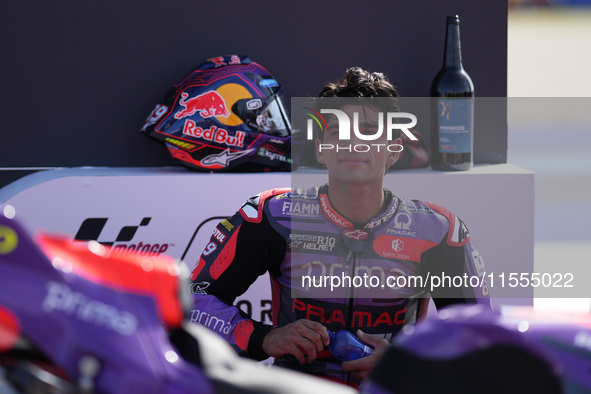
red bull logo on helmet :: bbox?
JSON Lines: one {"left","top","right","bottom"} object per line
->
{"left": 174, "top": 90, "right": 230, "bottom": 120}
{"left": 182, "top": 121, "right": 245, "bottom": 148}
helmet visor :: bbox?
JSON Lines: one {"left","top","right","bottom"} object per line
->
{"left": 233, "top": 94, "right": 290, "bottom": 137}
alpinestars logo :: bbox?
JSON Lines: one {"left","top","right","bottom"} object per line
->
{"left": 74, "top": 217, "right": 172, "bottom": 257}
{"left": 342, "top": 229, "right": 369, "bottom": 240}
{"left": 188, "top": 281, "right": 211, "bottom": 295}
{"left": 201, "top": 148, "right": 254, "bottom": 168}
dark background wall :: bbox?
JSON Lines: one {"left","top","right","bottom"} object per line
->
{"left": 0, "top": 1, "right": 507, "bottom": 187}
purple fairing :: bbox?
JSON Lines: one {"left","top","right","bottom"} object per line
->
{"left": 0, "top": 207, "right": 215, "bottom": 393}
{"left": 393, "top": 304, "right": 526, "bottom": 359}
{"left": 393, "top": 304, "right": 591, "bottom": 392}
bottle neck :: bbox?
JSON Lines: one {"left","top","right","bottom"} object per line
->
{"left": 443, "top": 17, "right": 463, "bottom": 69}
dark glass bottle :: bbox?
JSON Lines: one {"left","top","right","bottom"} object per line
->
{"left": 430, "top": 15, "right": 474, "bottom": 171}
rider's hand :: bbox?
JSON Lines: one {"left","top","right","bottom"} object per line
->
{"left": 262, "top": 319, "right": 330, "bottom": 365}
{"left": 341, "top": 330, "right": 391, "bottom": 380}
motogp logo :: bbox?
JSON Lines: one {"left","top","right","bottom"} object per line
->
{"left": 74, "top": 217, "right": 171, "bottom": 257}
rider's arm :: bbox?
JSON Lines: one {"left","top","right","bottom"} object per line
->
{"left": 420, "top": 203, "right": 491, "bottom": 310}
{"left": 189, "top": 195, "right": 286, "bottom": 361}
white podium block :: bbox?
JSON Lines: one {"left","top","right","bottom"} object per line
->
{"left": 0, "top": 164, "right": 533, "bottom": 315}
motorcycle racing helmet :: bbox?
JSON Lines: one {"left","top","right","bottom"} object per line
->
{"left": 141, "top": 55, "right": 292, "bottom": 172}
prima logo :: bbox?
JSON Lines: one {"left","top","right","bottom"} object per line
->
{"left": 304, "top": 106, "right": 418, "bottom": 153}
{"left": 189, "top": 308, "right": 232, "bottom": 334}
{"left": 43, "top": 281, "right": 137, "bottom": 336}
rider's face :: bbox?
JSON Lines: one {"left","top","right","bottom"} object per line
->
{"left": 316, "top": 104, "right": 401, "bottom": 186}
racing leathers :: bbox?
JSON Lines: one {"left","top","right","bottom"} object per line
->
{"left": 189, "top": 185, "right": 490, "bottom": 386}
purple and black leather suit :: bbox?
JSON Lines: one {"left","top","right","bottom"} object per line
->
{"left": 190, "top": 185, "right": 490, "bottom": 386}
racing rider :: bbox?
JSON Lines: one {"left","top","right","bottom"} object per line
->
{"left": 189, "top": 67, "right": 490, "bottom": 387}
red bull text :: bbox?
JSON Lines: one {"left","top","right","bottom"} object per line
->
{"left": 182, "top": 121, "right": 245, "bottom": 148}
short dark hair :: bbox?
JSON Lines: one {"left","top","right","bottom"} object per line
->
{"left": 318, "top": 67, "right": 399, "bottom": 98}
{"left": 315, "top": 67, "right": 401, "bottom": 140}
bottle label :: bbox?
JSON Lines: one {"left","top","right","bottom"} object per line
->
{"left": 437, "top": 98, "right": 473, "bottom": 153}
